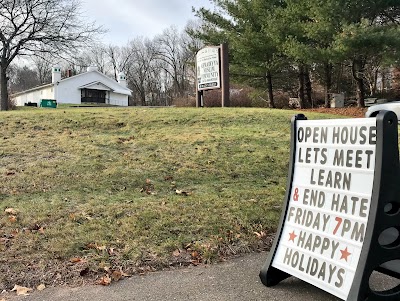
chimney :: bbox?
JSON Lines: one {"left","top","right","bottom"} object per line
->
{"left": 87, "top": 66, "right": 99, "bottom": 72}
{"left": 67, "top": 69, "right": 73, "bottom": 77}
{"left": 52, "top": 66, "right": 62, "bottom": 83}
{"left": 118, "top": 71, "right": 127, "bottom": 87}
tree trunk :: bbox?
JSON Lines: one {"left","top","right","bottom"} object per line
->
{"left": 355, "top": 78, "right": 365, "bottom": 107}
{"left": 381, "top": 71, "right": 386, "bottom": 93}
{"left": 352, "top": 58, "right": 366, "bottom": 108}
{"left": 371, "top": 68, "right": 378, "bottom": 96}
{"left": 140, "top": 90, "right": 146, "bottom": 106}
{"left": 298, "top": 65, "right": 306, "bottom": 109}
{"left": 304, "top": 66, "right": 312, "bottom": 108}
{"left": 266, "top": 70, "right": 275, "bottom": 108}
{"left": 336, "top": 63, "right": 344, "bottom": 95}
{"left": 324, "top": 63, "right": 332, "bottom": 108}
{"left": 0, "top": 65, "right": 9, "bottom": 111}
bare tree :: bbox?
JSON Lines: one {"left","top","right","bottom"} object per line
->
{"left": 106, "top": 45, "right": 121, "bottom": 81}
{"left": 8, "top": 65, "right": 40, "bottom": 93}
{"left": 155, "top": 27, "right": 191, "bottom": 99}
{"left": 79, "top": 44, "right": 109, "bottom": 74}
{"left": 0, "top": 0, "right": 103, "bottom": 110}
{"left": 32, "top": 54, "right": 53, "bottom": 84}
{"left": 125, "top": 38, "right": 160, "bottom": 106}
{"left": 106, "top": 45, "right": 133, "bottom": 81}
{"left": 182, "top": 20, "right": 204, "bottom": 93}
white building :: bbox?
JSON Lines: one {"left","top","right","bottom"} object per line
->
{"left": 13, "top": 66, "right": 132, "bottom": 106}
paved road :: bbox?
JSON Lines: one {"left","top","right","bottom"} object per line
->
{"left": 5, "top": 252, "right": 399, "bottom": 301}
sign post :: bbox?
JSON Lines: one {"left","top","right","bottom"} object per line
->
{"left": 260, "top": 111, "right": 400, "bottom": 301}
{"left": 196, "top": 44, "right": 229, "bottom": 107}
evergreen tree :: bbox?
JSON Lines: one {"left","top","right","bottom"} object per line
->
{"left": 194, "top": 0, "right": 400, "bottom": 108}
{"left": 194, "top": 0, "right": 285, "bottom": 108}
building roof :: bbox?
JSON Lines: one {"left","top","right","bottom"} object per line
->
{"left": 12, "top": 83, "right": 54, "bottom": 97}
{"left": 59, "top": 70, "right": 132, "bottom": 95}
{"left": 78, "top": 81, "right": 114, "bottom": 91}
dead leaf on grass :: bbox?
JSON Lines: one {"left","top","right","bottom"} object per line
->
{"left": 70, "top": 257, "right": 86, "bottom": 264}
{"left": 191, "top": 250, "right": 199, "bottom": 259}
{"left": 111, "top": 270, "right": 122, "bottom": 282}
{"left": 99, "top": 262, "right": 111, "bottom": 273}
{"left": 96, "top": 245, "right": 107, "bottom": 251}
{"left": 190, "top": 250, "right": 202, "bottom": 265}
{"left": 37, "top": 284, "right": 46, "bottom": 291}
{"left": 96, "top": 274, "right": 112, "bottom": 286}
{"left": 254, "top": 231, "right": 267, "bottom": 239}
{"left": 28, "top": 223, "right": 41, "bottom": 231}
{"left": 141, "top": 179, "right": 156, "bottom": 195}
{"left": 4, "top": 208, "right": 18, "bottom": 215}
{"left": 110, "top": 269, "right": 131, "bottom": 281}
{"left": 172, "top": 249, "right": 181, "bottom": 257}
{"left": 86, "top": 242, "right": 97, "bottom": 249}
{"left": 175, "top": 189, "right": 191, "bottom": 196}
{"left": 8, "top": 216, "right": 17, "bottom": 223}
{"left": 11, "top": 285, "right": 33, "bottom": 296}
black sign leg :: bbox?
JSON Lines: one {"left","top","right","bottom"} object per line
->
{"left": 259, "top": 266, "right": 291, "bottom": 287}
{"left": 347, "top": 110, "right": 400, "bottom": 301}
{"left": 196, "top": 90, "right": 203, "bottom": 108}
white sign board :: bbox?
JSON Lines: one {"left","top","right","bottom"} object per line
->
{"left": 272, "top": 118, "right": 377, "bottom": 300}
{"left": 196, "top": 47, "right": 221, "bottom": 91}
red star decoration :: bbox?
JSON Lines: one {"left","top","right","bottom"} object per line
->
{"left": 288, "top": 231, "right": 297, "bottom": 243}
{"left": 340, "top": 247, "right": 352, "bottom": 262}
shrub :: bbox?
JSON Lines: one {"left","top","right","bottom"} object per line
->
{"left": 272, "top": 91, "right": 290, "bottom": 109}
{"left": 230, "top": 86, "right": 253, "bottom": 107}
{"left": 173, "top": 96, "right": 196, "bottom": 107}
{"left": 203, "top": 89, "right": 222, "bottom": 107}
{"left": 248, "top": 90, "right": 269, "bottom": 108}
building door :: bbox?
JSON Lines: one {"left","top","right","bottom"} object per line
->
{"left": 81, "top": 89, "right": 106, "bottom": 103}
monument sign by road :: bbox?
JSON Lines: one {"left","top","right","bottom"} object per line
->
{"left": 195, "top": 44, "right": 230, "bottom": 107}
{"left": 196, "top": 47, "right": 221, "bottom": 91}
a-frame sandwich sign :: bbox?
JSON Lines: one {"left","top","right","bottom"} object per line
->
{"left": 260, "top": 111, "right": 400, "bottom": 301}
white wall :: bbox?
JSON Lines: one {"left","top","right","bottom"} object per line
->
{"left": 55, "top": 80, "right": 81, "bottom": 105}
{"left": 109, "top": 92, "right": 128, "bottom": 106}
{"left": 14, "top": 86, "right": 54, "bottom": 106}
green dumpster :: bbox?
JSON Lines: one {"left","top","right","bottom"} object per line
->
{"left": 40, "top": 99, "right": 57, "bottom": 108}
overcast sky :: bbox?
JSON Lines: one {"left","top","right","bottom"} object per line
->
{"left": 81, "top": 0, "right": 215, "bottom": 45}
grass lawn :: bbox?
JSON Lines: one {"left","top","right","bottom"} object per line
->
{"left": 0, "top": 107, "right": 349, "bottom": 290}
